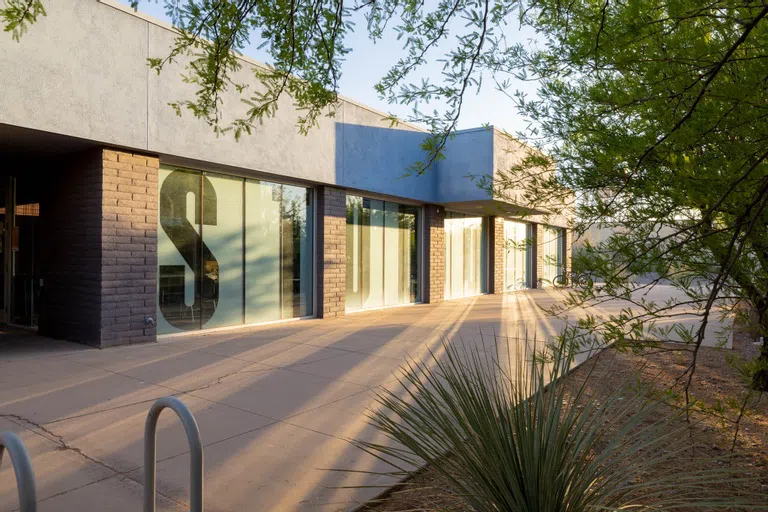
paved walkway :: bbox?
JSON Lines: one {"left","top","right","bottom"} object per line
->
{"left": 0, "top": 288, "right": 729, "bottom": 511}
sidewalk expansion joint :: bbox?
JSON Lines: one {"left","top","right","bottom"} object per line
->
{"left": 0, "top": 413, "right": 187, "bottom": 508}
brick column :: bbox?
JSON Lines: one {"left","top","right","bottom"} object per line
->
{"left": 423, "top": 204, "right": 445, "bottom": 303}
{"left": 489, "top": 216, "right": 505, "bottom": 293}
{"left": 39, "top": 148, "right": 158, "bottom": 347}
{"left": 316, "top": 186, "right": 346, "bottom": 318}
{"left": 100, "top": 149, "right": 159, "bottom": 346}
{"left": 39, "top": 150, "right": 105, "bottom": 344}
{"left": 565, "top": 228, "right": 573, "bottom": 274}
{"left": 532, "top": 223, "right": 542, "bottom": 288}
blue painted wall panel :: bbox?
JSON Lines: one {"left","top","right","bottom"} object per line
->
{"left": 335, "top": 123, "right": 494, "bottom": 204}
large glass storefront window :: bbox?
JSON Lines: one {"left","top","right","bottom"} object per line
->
{"left": 504, "top": 220, "right": 531, "bottom": 291}
{"left": 157, "top": 166, "right": 313, "bottom": 334}
{"left": 541, "top": 226, "right": 565, "bottom": 286}
{"left": 204, "top": 174, "right": 243, "bottom": 329}
{"left": 444, "top": 212, "right": 487, "bottom": 300}
{"left": 345, "top": 196, "right": 419, "bottom": 311}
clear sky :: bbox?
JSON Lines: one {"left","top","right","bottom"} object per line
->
{"left": 119, "top": 1, "right": 541, "bottom": 134}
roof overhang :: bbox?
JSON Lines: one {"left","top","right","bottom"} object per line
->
{"left": 441, "top": 199, "right": 550, "bottom": 218}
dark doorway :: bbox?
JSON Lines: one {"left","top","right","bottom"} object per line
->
{"left": 1, "top": 124, "right": 103, "bottom": 343}
{"left": 10, "top": 175, "right": 41, "bottom": 327}
{"left": 0, "top": 175, "right": 42, "bottom": 328}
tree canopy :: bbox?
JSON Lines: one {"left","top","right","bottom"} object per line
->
{"left": 502, "top": 0, "right": 768, "bottom": 392}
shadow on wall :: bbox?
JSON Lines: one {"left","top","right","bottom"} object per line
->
{"left": 335, "top": 123, "right": 438, "bottom": 202}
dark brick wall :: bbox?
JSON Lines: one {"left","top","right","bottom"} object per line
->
{"left": 100, "top": 150, "right": 158, "bottom": 346}
{"left": 316, "top": 186, "right": 346, "bottom": 318}
{"left": 39, "top": 150, "right": 104, "bottom": 344}
{"left": 423, "top": 204, "right": 445, "bottom": 303}
{"left": 531, "top": 223, "right": 541, "bottom": 288}
{"left": 38, "top": 148, "right": 158, "bottom": 347}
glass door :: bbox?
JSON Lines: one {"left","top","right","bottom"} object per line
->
{"left": 0, "top": 177, "right": 8, "bottom": 324}
{"left": 504, "top": 220, "right": 530, "bottom": 291}
{"left": 5, "top": 176, "right": 41, "bottom": 328}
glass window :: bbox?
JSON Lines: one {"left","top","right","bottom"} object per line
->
{"left": 400, "top": 205, "right": 420, "bottom": 303}
{"left": 541, "top": 226, "right": 565, "bottom": 286}
{"left": 444, "top": 212, "right": 487, "bottom": 300}
{"left": 346, "top": 195, "right": 419, "bottom": 311}
{"left": 158, "top": 166, "right": 313, "bottom": 335}
{"left": 504, "top": 220, "right": 531, "bottom": 291}
{"left": 158, "top": 169, "right": 203, "bottom": 332}
{"left": 383, "top": 202, "right": 400, "bottom": 306}
{"left": 202, "top": 174, "right": 244, "bottom": 329}
{"left": 449, "top": 214, "right": 464, "bottom": 299}
{"left": 245, "top": 180, "right": 281, "bottom": 324}
{"left": 365, "top": 199, "right": 385, "bottom": 309}
{"left": 279, "top": 183, "right": 313, "bottom": 318}
{"left": 346, "top": 196, "right": 363, "bottom": 311}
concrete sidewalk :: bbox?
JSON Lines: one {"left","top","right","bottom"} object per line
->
{"left": 0, "top": 288, "right": 729, "bottom": 511}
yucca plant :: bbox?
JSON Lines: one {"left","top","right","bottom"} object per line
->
{"left": 352, "top": 334, "right": 763, "bottom": 511}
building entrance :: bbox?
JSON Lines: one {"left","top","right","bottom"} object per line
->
{"left": 1, "top": 175, "right": 41, "bottom": 328}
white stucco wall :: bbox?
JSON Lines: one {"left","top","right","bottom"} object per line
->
{"left": 0, "top": 0, "right": 554, "bottom": 209}
{"left": 0, "top": 0, "right": 440, "bottom": 200}
{"left": 0, "top": 0, "right": 149, "bottom": 148}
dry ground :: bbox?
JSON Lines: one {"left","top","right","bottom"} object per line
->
{"left": 368, "top": 327, "right": 768, "bottom": 511}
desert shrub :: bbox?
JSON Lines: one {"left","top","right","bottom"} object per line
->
{"left": 355, "top": 336, "right": 763, "bottom": 511}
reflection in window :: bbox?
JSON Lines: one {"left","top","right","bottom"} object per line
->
{"left": 541, "top": 226, "right": 565, "bottom": 286}
{"left": 280, "top": 184, "right": 313, "bottom": 318}
{"left": 504, "top": 220, "right": 531, "bottom": 291}
{"left": 158, "top": 169, "right": 203, "bottom": 332}
{"left": 346, "top": 196, "right": 419, "bottom": 311}
{"left": 203, "top": 174, "right": 243, "bottom": 329}
{"left": 444, "top": 212, "right": 487, "bottom": 299}
{"left": 157, "top": 167, "right": 313, "bottom": 334}
{"left": 245, "top": 181, "right": 313, "bottom": 323}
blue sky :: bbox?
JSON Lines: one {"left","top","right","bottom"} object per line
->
{"left": 120, "top": 1, "right": 541, "bottom": 134}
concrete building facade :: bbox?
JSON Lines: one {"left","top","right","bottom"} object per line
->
{"left": 0, "top": 0, "right": 572, "bottom": 347}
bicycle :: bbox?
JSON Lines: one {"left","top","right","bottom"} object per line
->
{"left": 553, "top": 270, "right": 594, "bottom": 288}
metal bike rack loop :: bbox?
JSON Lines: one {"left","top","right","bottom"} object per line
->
{"left": 0, "top": 431, "right": 38, "bottom": 512}
{"left": 144, "top": 397, "right": 204, "bottom": 512}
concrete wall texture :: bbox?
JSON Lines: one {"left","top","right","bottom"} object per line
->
{"left": 437, "top": 129, "right": 495, "bottom": 203}
{"left": 0, "top": 0, "right": 572, "bottom": 219}
{"left": 0, "top": 0, "right": 430, "bottom": 200}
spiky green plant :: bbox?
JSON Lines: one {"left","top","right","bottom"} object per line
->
{"left": 353, "top": 335, "right": 763, "bottom": 511}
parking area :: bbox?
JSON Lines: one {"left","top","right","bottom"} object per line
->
{"left": 0, "top": 288, "right": 730, "bottom": 511}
